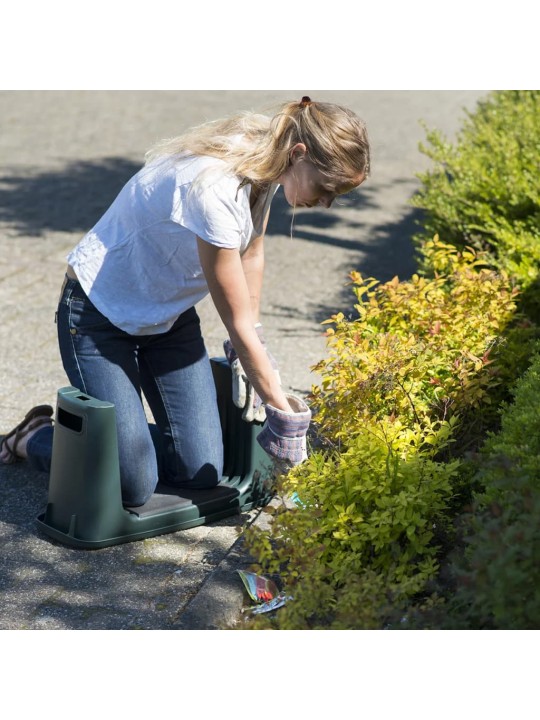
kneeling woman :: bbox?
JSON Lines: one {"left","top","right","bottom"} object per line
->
{"left": 0, "top": 97, "right": 370, "bottom": 506}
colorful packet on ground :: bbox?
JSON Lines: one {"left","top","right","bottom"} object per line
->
{"left": 237, "top": 570, "right": 293, "bottom": 614}
{"left": 237, "top": 570, "right": 279, "bottom": 602}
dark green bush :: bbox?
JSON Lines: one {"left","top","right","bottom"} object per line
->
{"left": 446, "top": 346, "right": 540, "bottom": 629}
{"left": 412, "top": 90, "right": 540, "bottom": 321}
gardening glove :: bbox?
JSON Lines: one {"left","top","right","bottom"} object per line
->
{"left": 223, "top": 323, "right": 281, "bottom": 423}
{"left": 257, "top": 393, "right": 311, "bottom": 467}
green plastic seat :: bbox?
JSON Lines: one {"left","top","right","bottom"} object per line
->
{"left": 36, "top": 358, "right": 274, "bottom": 549}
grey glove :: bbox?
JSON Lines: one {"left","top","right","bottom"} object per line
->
{"left": 223, "top": 323, "right": 281, "bottom": 423}
{"left": 257, "top": 394, "right": 311, "bottom": 466}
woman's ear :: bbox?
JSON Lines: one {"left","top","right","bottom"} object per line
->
{"left": 289, "top": 143, "right": 308, "bottom": 165}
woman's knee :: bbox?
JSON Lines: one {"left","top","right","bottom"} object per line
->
{"left": 163, "top": 436, "right": 224, "bottom": 489}
{"left": 118, "top": 438, "right": 159, "bottom": 506}
{"left": 120, "top": 469, "right": 157, "bottom": 507}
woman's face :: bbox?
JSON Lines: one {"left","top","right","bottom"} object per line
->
{"left": 278, "top": 143, "right": 365, "bottom": 209}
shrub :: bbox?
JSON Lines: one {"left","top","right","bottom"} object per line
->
{"left": 244, "top": 241, "right": 526, "bottom": 628}
{"left": 411, "top": 90, "right": 540, "bottom": 319}
{"left": 310, "top": 237, "right": 523, "bottom": 457}
{"left": 444, "top": 347, "right": 540, "bottom": 629}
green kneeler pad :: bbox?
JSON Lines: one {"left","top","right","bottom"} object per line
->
{"left": 36, "top": 358, "right": 274, "bottom": 549}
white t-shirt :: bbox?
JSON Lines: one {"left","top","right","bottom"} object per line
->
{"left": 67, "top": 153, "right": 279, "bottom": 335}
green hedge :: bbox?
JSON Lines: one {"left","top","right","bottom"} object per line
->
{"left": 407, "top": 347, "right": 540, "bottom": 629}
{"left": 411, "top": 90, "right": 540, "bottom": 320}
{"left": 243, "top": 242, "right": 532, "bottom": 629}
{"left": 452, "top": 347, "right": 540, "bottom": 629}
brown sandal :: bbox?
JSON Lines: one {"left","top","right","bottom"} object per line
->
{"left": 0, "top": 405, "right": 54, "bottom": 464}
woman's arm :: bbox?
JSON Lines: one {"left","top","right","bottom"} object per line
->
{"left": 240, "top": 232, "right": 264, "bottom": 322}
{"left": 239, "top": 206, "right": 270, "bottom": 321}
{"left": 197, "top": 235, "right": 291, "bottom": 413}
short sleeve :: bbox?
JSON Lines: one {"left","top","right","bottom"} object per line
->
{"left": 171, "top": 171, "right": 246, "bottom": 249}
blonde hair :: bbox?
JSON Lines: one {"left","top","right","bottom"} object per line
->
{"left": 145, "top": 98, "right": 370, "bottom": 187}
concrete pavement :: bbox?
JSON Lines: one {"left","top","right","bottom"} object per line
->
{"left": 0, "top": 90, "right": 486, "bottom": 629}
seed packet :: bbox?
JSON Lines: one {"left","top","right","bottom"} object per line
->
{"left": 237, "top": 570, "right": 279, "bottom": 602}
{"left": 237, "top": 571, "right": 293, "bottom": 614}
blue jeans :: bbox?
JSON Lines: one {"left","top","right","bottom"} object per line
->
{"left": 27, "top": 277, "right": 224, "bottom": 506}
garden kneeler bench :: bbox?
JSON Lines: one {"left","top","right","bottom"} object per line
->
{"left": 36, "top": 358, "right": 274, "bottom": 549}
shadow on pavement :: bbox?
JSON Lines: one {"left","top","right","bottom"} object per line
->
{"left": 0, "top": 157, "right": 141, "bottom": 236}
{"left": 0, "top": 461, "right": 252, "bottom": 630}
